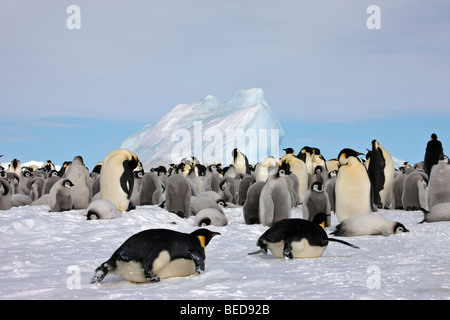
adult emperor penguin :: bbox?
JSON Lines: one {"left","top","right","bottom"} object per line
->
{"left": 165, "top": 173, "right": 192, "bottom": 218}
{"left": 243, "top": 181, "right": 265, "bottom": 224}
{"left": 6, "top": 159, "right": 21, "bottom": 175}
{"left": 281, "top": 153, "right": 309, "bottom": 204}
{"left": 64, "top": 156, "right": 92, "bottom": 209}
{"left": 0, "top": 178, "right": 12, "bottom": 210}
{"left": 232, "top": 148, "right": 250, "bottom": 175}
{"left": 366, "top": 140, "right": 395, "bottom": 209}
{"left": 259, "top": 165, "right": 292, "bottom": 227}
{"left": 100, "top": 149, "right": 139, "bottom": 212}
{"left": 427, "top": 155, "right": 450, "bottom": 208}
{"left": 49, "top": 179, "right": 74, "bottom": 212}
{"left": 251, "top": 213, "right": 359, "bottom": 259}
{"left": 335, "top": 148, "right": 374, "bottom": 222}
{"left": 90, "top": 228, "right": 220, "bottom": 283}
{"left": 302, "top": 181, "right": 331, "bottom": 226}
{"left": 331, "top": 213, "right": 409, "bottom": 237}
{"left": 424, "top": 133, "right": 444, "bottom": 177}
{"left": 255, "top": 156, "right": 279, "bottom": 182}
{"left": 297, "top": 146, "right": 314, "bottom": 174}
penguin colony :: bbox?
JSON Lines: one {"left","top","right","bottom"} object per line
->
{"left": 1, "top": 133, "right": 449, "bottom": 283}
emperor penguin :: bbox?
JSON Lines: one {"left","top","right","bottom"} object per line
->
{"left": 100, "top": 149, "right": 139, "bottom": 212}
{"left": 202, "top": 164, "right": 220, "bottom": 193}
{"left": 6, "top": 159, "right": 21, "bottom": 175}
{"left": 193, "top": 208, "right": 228, "bottom": 227}
{"left": 0, "top": 177, "right": 12, "bottom": 210}
{"left": 219, "top": 176, "right": 238, "bottom": 204}
{"left": 331, "top": 213, "right": 409, "bottom": 237}
{"left": 232, "top": 148, "right": 250, "bottom": 175}
{"left": 43, "top": 170, "right": 60, "bottom": 195}
{"left": 129, "top": 170, "right": 144, "bottom": 206}
{"left": 251, "top": 213, "right": 359, "bottom": 259}
{"left": 190, "top": 196, "right": 224, "bottom": 216}
{"left": 84, "top": 199, "right": 121, "bottom": 220}
{"left": 140, "top": 172, "right": 164, "bottom": 206}
{"left": 49, "top": 179, "right": 74, "bottom": 212}
{"left": 259, "top": 165, "right": 292, "bottom": 227}
{"left": 165, "top": 173, "right": 192, "bottom": 218}
{"left": 302, "top": 181, "right": 331, "bottom": 226}
{"left": 29, "top": 177, "right": 44, "bottom": 201}
{"left": 366, "top": 140, "right": 395, "bottom": 209}
{"left": 335, "top": 148, "right": 374, "bottom": 223}
{"left": 255, "top": 156, "right": 279, "bottom": 182}
{"left": 390, "top": 167, "right": 415, "bottom": 210}
{"left": 237, "top": 175, "right": 255, "bottom": 205}
{"left": 424, "top": 133, "right": 444, "bottom": 177}
{"left": 401, "top": 170, "right": 428, "bottom": 211}
{"left": 420, "top": 202, "right": 450, "bottom": 223}
{"left": 324, "top": 170, "right": 337, "bottom": 213}
{"left": 313, "top": 165, "right": 328, "bottom": 184}
{"left": 427, "top": 155, "right": 450, "bottom": 208}
{"left": 297, "top": 146, "right": 314, "bottom": 175}
{"left": 90, "top": 228, "right": 220, "bottom": 283}
{"left": 243, "top": 181, "right": 265, "bottom": 224}
{"left": 311, "top": 147, "right": 327, "bottom": 174}
{"left": 17, "top": 170, "right": 33, "bottom": 195}
{"left": 64, "top": 156, "right": 92, "bottom": 209}
{"left": 281, "top": 153, "right": 309, "bottom": 204}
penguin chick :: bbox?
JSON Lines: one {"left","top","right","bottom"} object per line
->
{"left": 194, "top": 208, "right": 228, "bottom": 227}
{"left": 0, "top": 177, "right": 12, "bottom": 210}
{"left": 49, "top": 179, "right": 74, "bottom": 212}
{"left": 85, "top": 199, "right": 121, "bottom": 220}
{"left": 331, "top": 213, "right": 409, "bottom": 237}
{"left": 420, "top": 202, "right": 450, "bottom": 223}
{"left": 251, "top": 213, "right": 359, "bottom": 259}
{"left": 90, "top": 228, "right": 220, "bottom": 283}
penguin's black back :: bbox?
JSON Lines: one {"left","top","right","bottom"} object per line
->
{"left": 258, "top": 219, "right": 328, "bottom": 247}
{"left": 107, "top": 229, "right": 204, "bottom": 267}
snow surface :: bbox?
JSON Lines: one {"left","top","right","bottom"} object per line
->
{"left": 121, "top": 88, "right": 285, "bottom": 168}
{"left": 1, "top": 202, "right": 449, "bottom": 300}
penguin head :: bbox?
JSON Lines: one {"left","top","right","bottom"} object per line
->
{"left": 311, "top": 181, "right": 324, "bottom": 192}
{"left": 62, "top": 179, "right": 74, "bottom": 188}
{"left": 439, "top": 154, "right": 449, "bottom": 164}
{"left": 191, "top": 229, "right": 221, "bottom": 248}
{"left": 312, "top": 213, "right": 328, "bottom": 229}
{"left": 216, "top": 199, "right": 227, "bottom": 208}
{"left": 283, "top": 148, "right": 294, "bottom": 155}
{"left": 338, "top": 148, "right": 364, "bottom": 166}
{"left": 431, "top": 133, "right": 438, "bottom": 140}
{"left": 278, "top": 162, "right": 291, "bottom": 177}
{"left": 328, "top": 170, "right": 338, "bottom": 178}
{"left": 394, "top": 222, "right": 409, "bottom": 234}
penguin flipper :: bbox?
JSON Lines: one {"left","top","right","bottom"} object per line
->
{"left": 90, "top": 262, "right": 109, "bottom": 284}
{"left": 188, "top": 250, "right": 205, "bottom": 274}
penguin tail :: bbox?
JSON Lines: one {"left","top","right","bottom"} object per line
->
{"left": 327, "top": 238, "right": 360, "bottom": 249}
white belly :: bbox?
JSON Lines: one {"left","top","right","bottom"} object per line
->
{"left": 267, "top": 239, "right": 327, "bottom": 259}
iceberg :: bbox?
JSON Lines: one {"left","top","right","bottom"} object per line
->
{"left": 121, "top": 88, "right": 285, "bottom": 169}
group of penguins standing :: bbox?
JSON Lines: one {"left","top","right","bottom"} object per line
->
{"left": 1, "top": 133, "right": 449, "bottom": 284}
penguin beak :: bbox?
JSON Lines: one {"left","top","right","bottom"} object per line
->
{"left": 319, "top": 221, "right": 325, "bottom": 229}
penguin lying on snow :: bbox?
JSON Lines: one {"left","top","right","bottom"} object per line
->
{"left": 90, "top": 228, "right": 220, "bottom": 283}
{"left": 250, "top": 213, "right": 359, "bottom": 259}
{"left": 420, "top": 203, "right": 450, "bottom": 223}
{"left": 84, "top": 199, "right": 121, "bottom": 220}
{"left": 331, "top": 213, "right": 409, "bottom": 237}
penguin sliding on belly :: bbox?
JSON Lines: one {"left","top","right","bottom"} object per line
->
{"left": 250, "top": 213, "right": 359, "bottom": 259}
{"left": 90, "top": 228, "right": 220, "bottom": 283}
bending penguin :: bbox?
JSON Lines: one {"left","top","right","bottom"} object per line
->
{"left": 100, "top": 149, "right": 139, "bottom": 212}
{"left": 90, "top": 228, "right": 220, "bottom": 283}
{"left": 331, "top": 213, "right": 409, "bottom": 237}
{"left": 83, "top": 199, "right": 121, "bottom": 220}
{"left": 250, "top": 213, "right": 359, "bottom": 259}
{"left": 427, "top": 155, "right": 450, "bottom": 208}
{"left": 232, "top": 148, "right": 250, "bottom": 175}
{"left": 420, "top": 202, "right": 450, "bottom": 223}
{"left": 335, "top": 148, "right": 374, "bottom": 222}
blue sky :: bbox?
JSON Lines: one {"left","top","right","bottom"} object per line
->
{"left": 1, "top": 0, "right": 449, "bottom": 170}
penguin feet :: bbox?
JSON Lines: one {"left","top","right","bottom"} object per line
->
{"left": 145, "top": 270, "right": 161, "bottom": 283}
{"left": 283, "top": 242, "right": 293, "bottom": 260}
